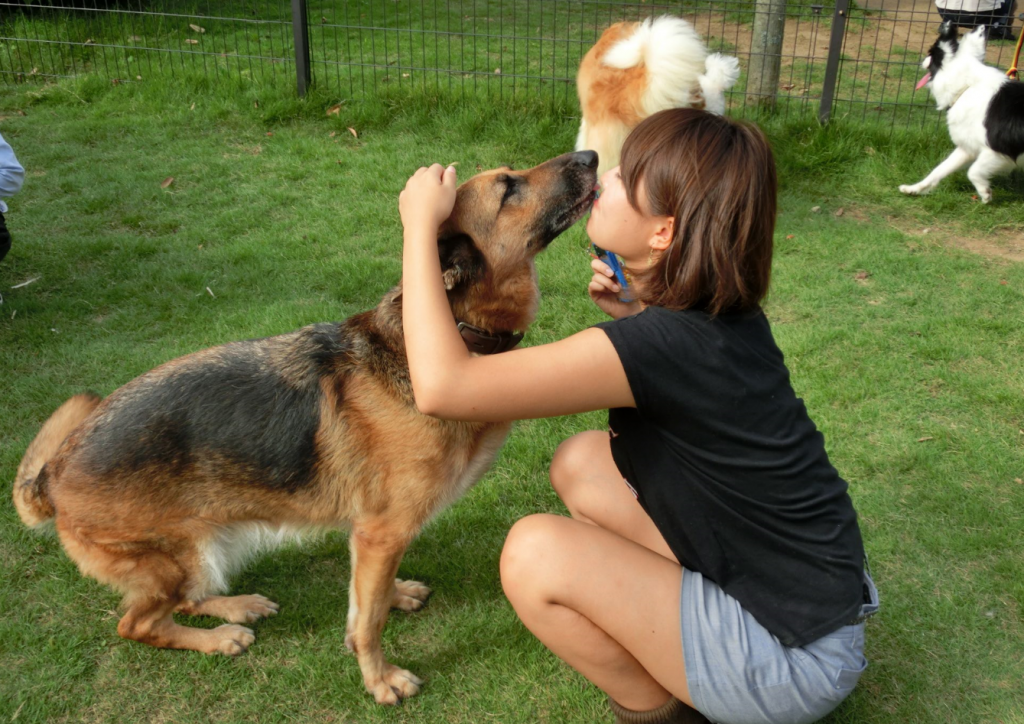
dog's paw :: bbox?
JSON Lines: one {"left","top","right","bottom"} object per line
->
{"left": 367, "top": 665, "right": 424, "bottom": 705}
{"left": 228, "top": 594, "right": 280, "bottom": 624}
{"left": 392, "top": 579, "right": 432, "bottom": 612}
{"left": 211, "top": 624, "right": 256, "bottom": 656}
{"left": 384, "top": 665, "right": 423, "bottom": 699}
{"left": 899, "top": 184, "right": 920, "bottom": 195}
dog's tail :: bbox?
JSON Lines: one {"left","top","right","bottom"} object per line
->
{"left": 13, "top": 392, "right": 102, "bottom": 529}
{"left": 699, "top": 54, "right": 742, "bottom": 115}
{"left": 603, "top": 16, "right": 709, "bottom": 112}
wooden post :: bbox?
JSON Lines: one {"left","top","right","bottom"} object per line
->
{"left": 747, "top": 0, "right": 787, "bottom": 110}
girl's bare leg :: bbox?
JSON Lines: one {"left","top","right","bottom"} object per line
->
{"left": 501, "top": 431, "right": 695, "bottom": 712}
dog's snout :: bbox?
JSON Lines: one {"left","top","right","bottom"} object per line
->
{"left": 570, "top": 150, "right": 598, "bottom": 170}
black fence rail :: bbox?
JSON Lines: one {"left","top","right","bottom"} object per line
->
{"left": 1, "top": 0, "right": 1022, "bottom": 130}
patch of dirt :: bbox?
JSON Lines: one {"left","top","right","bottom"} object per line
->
{"left": 846, "top": 0, "right": 1017, "bottom": 67}
{"left": 896, "top": 220, "right": 1024, "bottom": 262}
{"left": 695, "top": 11, "right": 834, "bottom": 70}
{"left": 953, "top": 230, "right": 1024, "bottom": 262}
{"left": 811, "top": 203, "right": 1024, "bottom": 262}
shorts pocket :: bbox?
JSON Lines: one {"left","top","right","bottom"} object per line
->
{"left": 833, "top": 657, "right": 867, "bottom": 691}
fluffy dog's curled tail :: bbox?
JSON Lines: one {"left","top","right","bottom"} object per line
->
{"left": 699, "top": 54, "right": 742, "bottom": 115}
{"left": 603, "top": 16, "right": 709, "bottom": 114}
{"left": 13, "top": 392, "right": 101, "bottom": 528}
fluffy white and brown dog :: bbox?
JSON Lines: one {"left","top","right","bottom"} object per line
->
{"left": 575, "top": 16, "right": 741, "bottom": 175}
{"left": 900, "top": 22, "right": 1024, "bottom": 203}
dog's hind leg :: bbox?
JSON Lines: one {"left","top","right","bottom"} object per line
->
{"left": 900, "top": 147, "right": 974, "bottom": 196}
{"left": 118, "top": 594, "right": 256, "bottom": 656}
{"left": 176, "top": 595, "right": 280, "bottom": 624}
{"left": 966, "top": 149, "right": 1017, "bottom": 203}
{"left": 589, "top": 121, "right": 632, "bottom": 176}
{"left": 57, "top": 520, "right": 257, "bottom": 656}
{"left": 346, "top": 520, "right": 423, "bottom": 705}
{"left": 574, "top": 119, "right": 589, "bottom": 152}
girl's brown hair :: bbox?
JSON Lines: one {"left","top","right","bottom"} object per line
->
{"left": 621, "top": 108, "right": 777, "bottom": 315}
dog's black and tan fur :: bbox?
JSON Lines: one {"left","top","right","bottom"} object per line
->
{"left": 13, "top": 151, "right": 598, "bottom": 705}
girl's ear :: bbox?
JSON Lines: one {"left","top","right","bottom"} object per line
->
{"left": 649, "top": 216, "right": 674, "bottom": 252}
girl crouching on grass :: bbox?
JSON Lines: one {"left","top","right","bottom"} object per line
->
{"left": 398, "top": 108, "right": 878, "bottom": 724}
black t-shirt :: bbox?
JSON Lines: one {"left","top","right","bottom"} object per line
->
{"left": 596, "top": 306, "right": 865, "bottom": 648}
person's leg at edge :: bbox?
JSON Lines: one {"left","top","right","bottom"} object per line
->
{"left": 0, "top": 213, "right": 11, "bottom": 264}
{"left": 500, "top": 432, "right": 708, "bottom": 723}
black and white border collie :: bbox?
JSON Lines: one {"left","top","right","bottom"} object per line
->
{"left": 900, "top": 22, "right": 1024, "bottom": 203}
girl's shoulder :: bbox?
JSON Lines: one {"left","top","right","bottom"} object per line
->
{"left": 605, "top": 304, "right": 769, "bottom": 336}
{"left": 599, "top": 305, "right": 783, "bottom": 373}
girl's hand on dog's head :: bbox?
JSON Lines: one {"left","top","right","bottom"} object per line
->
{"left": 400, "top": 164, "right": 458, "bottom": 234}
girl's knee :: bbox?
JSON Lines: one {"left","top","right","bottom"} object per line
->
{"left": 500, "top": 514, "right": 569, "bottom": 600}
{"left": 550, "top": 430, "right": 606, "bottom": 501}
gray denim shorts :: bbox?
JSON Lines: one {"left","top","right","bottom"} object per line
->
{"left": 681, "top": 569, "right": 879, "bottom": 724}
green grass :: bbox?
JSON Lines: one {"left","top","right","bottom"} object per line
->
{"left": 1, "top": 76, "right": 1023, "bottom": 723}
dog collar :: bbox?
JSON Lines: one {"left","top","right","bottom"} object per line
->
{"left": 457, "top": 321, "right": 524, "bottom": 355}
{"left": 947, "top": 87, "right": 968, "bottom": 108}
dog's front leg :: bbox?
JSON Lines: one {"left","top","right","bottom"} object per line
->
{"left": 900, "top": 147, "right": 974, "bottom": 196}
{"left": 346, "top": 521, "right": 423, "bottom": 705}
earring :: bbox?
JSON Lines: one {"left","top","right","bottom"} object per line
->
{"left": 647, "top": 247, "right": 656, "bottom": 267}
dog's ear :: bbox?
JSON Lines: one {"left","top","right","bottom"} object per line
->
{"left": 438, "top": 232, "right": 483, "bottom": 291}
{"left": 939, "top": 20, "right": 957, "bottom": 42}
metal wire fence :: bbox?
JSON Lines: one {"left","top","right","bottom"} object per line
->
{"left": 834, "top": 0, "right": 1020, "bottom": 130}
{"left": 305, "top": 0, "right": 835, "bottom": 118}
{"left": 1, "top": 0, "right": 1022, "bottom": 131}
{"left": 0, "top": 1, "right": 296, "bottom": 87}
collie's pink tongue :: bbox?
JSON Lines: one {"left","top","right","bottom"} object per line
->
{"left": 915, "top": 72, "right": 931, "bottom": 90}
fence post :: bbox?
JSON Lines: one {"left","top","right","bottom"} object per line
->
{"left": 291, "top": 0, "right": 311, "bottom": 96}
{"left": 747, "top": 0, "right": 787, "bottom": 110}
{"left": 818, "top": 0, "right": 850, "bottom": 124}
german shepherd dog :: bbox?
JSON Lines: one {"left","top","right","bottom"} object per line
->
{"left": 13, "top": 150, "right": 599, "bottom": 705}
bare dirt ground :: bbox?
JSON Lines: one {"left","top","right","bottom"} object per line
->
{"left": 692, "top": 0, "right": 1018, "bottom": 85}
{"left": 903, "top": 224, "right": 1024, "bottom": 262}
{"left": 809, "top": 204, "right": 1024, "bottom": 263}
